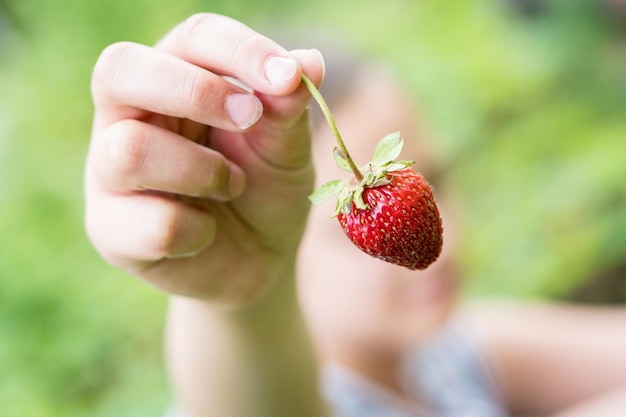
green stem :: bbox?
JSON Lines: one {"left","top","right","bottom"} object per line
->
{"left": 301, "top": 74, "right": 363, "bottom": 181}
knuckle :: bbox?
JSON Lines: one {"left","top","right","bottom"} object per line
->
{"left": 91, "top": 41, "right": 136, "bottom": 100}
{"left": 177, "top": 69, "right": 216, "bottom": 114}
{"left": 229, "top": 31, "right": 260, "bottom": 65}
{"left": 102, "top": 119, "right": 149, "bottom": 181}
{"left": 179, "top": 12, "right": 218, "bottom": 36}
{"left": 180, "top": 12, "right": 266, "bottom": 67}
{"left": 145, "top": 203, "right": 184, "bottom": 258}
{"left": 174, "top": 12, "right": 229, "bottom": 47}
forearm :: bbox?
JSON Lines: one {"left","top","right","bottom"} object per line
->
{"left": 165, "top": 260, "right": 328, "bottom": 417}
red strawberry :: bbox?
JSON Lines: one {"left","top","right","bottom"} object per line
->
{"left": 303, "top": 75, "right": 443, "bottom": 270}
{"left": 337, "top": 168, "right": 442, "bottom": 270}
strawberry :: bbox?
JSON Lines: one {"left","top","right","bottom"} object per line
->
{"left": 337, "top": 167, "right": 442, "bottom": 270}
{"left": 303, "top": 75, "right": 443, "bottom": 270}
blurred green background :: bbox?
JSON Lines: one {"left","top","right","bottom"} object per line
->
{"left": 0, "top": 0, "right": 624, "bottom": 414}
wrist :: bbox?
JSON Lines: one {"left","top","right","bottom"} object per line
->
{"left": 169, "top": 250, "right": 299, "bottom": 312}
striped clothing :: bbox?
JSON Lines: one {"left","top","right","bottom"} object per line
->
{"left": 322, "top": 324, "right": 509, "bottom": 417}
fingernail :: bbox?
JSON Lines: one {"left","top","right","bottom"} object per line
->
{"left": 264, "top": 56, "right": 298, "bottom": 86}
{"left": 228, "top": 162, "right": 246, "bottom": 198}
{"left": 226, "top": 94, "right": 263, "bottom": 129}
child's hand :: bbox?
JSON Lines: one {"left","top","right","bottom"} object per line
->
{"left": 85, "top": 13, "right": 324, "bottom": 305}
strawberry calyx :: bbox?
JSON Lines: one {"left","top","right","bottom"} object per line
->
{"left": 309, "top": 131, "right": 414, "bottom": 216}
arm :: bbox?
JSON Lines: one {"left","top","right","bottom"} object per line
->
{"left": 464, "top": 302, "right": 626, "bottom": 417}
{"left": 552, "top": 384, "right": 626, "bottom": 417}
{"left": 166, "top": 267, "right": 326, "bottom": 417}
{"left": 85, "top": 13, "right": 327, "bottom": 417}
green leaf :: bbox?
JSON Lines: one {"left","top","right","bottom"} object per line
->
{"left": 383, "top": 160, "right": 414, "bottom": 172}
{"left": 371, "top": 131, "right": 403, "bottom": 166}
{"left": 369, "top": 176, "right": 393, "bottom": 188}
{"left": 308, "top": 179, "right": 344, "bottom": 205}
{"left": 333, "top": 147, "right": 353, "bottom": 172}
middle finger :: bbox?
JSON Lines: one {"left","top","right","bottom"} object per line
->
{"left": 89, "top": 118, "right": 245, "bottom": 201}
{"left": 91, "top": 41, "right": 263, "bottom": 132}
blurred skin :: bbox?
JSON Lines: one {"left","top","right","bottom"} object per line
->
{"left": 85, "top": 12, "right": 626, "bottom": 417}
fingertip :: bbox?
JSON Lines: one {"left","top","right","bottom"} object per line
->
{"left": 289, "top": 48, "right": 325, "bottom": 87}
{"left": 249, "top": 48, "right": 326, "bottom": 134}
{"left": 309, "top": 48, "right": 326, "bottom": 81}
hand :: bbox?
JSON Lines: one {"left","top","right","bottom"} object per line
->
{"left": 85, "top": 13, "right": 325, "bottom": 304}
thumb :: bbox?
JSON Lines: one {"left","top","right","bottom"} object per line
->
{"left": 246, "top": 48, "right": 325, "bottom": 169}
{"left": 256, "top": 49, "right": 326, "bottom": 128}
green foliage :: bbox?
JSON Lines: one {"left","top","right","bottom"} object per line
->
{"left": 315, "top": 0, "right": 626, "bottom": 297}
{"left": 1, "top": 0, "right": 624, "bottom": 413}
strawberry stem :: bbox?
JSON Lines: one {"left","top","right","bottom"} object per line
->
{"left": 302, "top": 74, "right": 364, "bottom": 181}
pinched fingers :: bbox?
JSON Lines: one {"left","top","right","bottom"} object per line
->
{"left": 157, "top": 13, "right": 326, "bottom": 131}
{"left": 88, "top": 119, "right": 245, "bottom": 201}
{"left": 256, "top": 48, "right": 325, "bottom": 129}
{"left": 237, "top": 48, "right": 325, "bottom": 170}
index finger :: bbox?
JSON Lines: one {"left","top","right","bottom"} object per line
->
{"left": 156, "top": 13, "right": 302, "bottom": 96}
